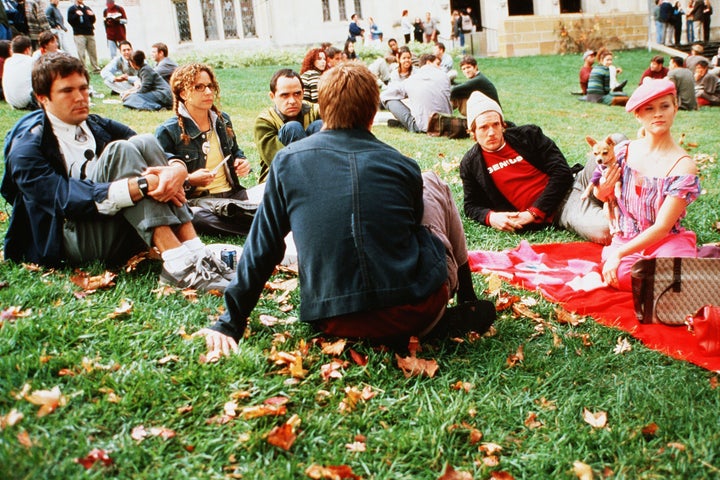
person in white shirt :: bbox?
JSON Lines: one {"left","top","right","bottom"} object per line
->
{"left": 2, "top": 36, "right": 39, "bottom": 110}
{"left": 434, "top": 42, "right": 457, "bottom": 81}
{"left": 100, "top": 40, "right": 137, "bottom": 95}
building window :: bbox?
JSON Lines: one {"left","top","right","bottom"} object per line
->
{"left": 560, "top": 0, "right": 581, "bottom": 13}
{"left": 338, "top": 0, "right": 347, "bottom": 21}
{"left": 173, "top": 0, "right": 192, "bottom": 42}
{"left": 352, "top": 0, "right": 362, "bottom": 18}
{"left": 508, "top": 0, "right": 534, "bottom": 16}
{"left": 222, "top": 0, "right": 239, "bottom": 39}
{"left": 322, "top": 0, "right": 331, "bottom": 21}
{"left": 239, "top": 0, "right": 256, "bottom": 37}
{"left": 202, "top": 0, "right": 219, "bottom": 40}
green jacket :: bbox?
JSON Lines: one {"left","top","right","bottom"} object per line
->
{"left": 254, "top": 102, "right": 320, "bottom": 182}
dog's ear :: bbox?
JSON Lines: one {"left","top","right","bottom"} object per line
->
{"left": 586, "top": 136, "right": 597, "bottom": 147}
{"left": 604, "top": 135, "right": 616, "bottom": 148}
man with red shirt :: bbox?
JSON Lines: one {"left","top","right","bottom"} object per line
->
{"left": 459, "top": 92, "right": 611, "bottom": 244}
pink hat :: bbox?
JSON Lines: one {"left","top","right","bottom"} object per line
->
{"left": 625, "top": 78, "right": 676, "bottom": 112}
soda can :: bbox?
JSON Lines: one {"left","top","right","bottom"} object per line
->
{"left": 220, "top": 248, "right": 237, "bottom": 270}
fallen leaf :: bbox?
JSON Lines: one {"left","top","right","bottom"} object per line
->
{"left": 573, "top": 461, "right": 594, "bottom": 480}
{"left": 438, "top": 463, "right": 473, "bottom": 480}
{"left": 511, "top": 303, "right": 542, "bottom": 320}
{"left": 667, "top": 442, "right": 686, "bottom": 450}
{"left": 524, "top": 412, "right": 543, "bottom": 429}
{"left": 264, "top": 396, "right": 290, "bottom": 406}
{"left": 506, "top": 345, "right": 524, "bottom": 368}
{"left": 176, "top": 325, "right": 193, "bottom": 340}
{"left": 239, "top": 404, "right": 287, "bottom": 419}
{"left": 490, "top": 472, "right": 515, "bottom": 480}
{"left": 555, "top": 307, "right": 585, "bottom": 326}
{"left": 106, "top": 299, "right": 133, "bottom": 319}
{"left": 583, "top": 408, "right": 608, "bottom": 428}
{"left": 407, "top": 336, "right": 421, "bottom": 356}
{"left": 321, "top": 338, "right": 346, "bottom": 356}
{"left": 70, "top": 270, "right": 116, "bottom": 292}
{"left": 153, "top": 285, "right": 177, "bottom": 297}
{"left": 345, "top": 441, "right": 366, "bottom": 452}
{"left": 149, "top": 426, "right": 176, "bottom": 440}
{"left": 24, "top": 385, "right": 68, "bottom": 417}
{"left": 320, "top": 359, "right": 348, "bottom": 381}
{"left": 613, "top": 337, "right": 632, "bottom": 354}
{"left": 17, "top": 429, "right": 33, "bottom": 448}
{"left": 131, "top": 425, "right": 149, "bottom": 442}
{"left": 641, "top": 422, "right": 659, "bottom": 440}
{"left": 450, "top": 381, "right": 473, "bottom": 393}
{"left": 495, "top": 292, "right": 520, "bottom": 311}
{"left": 0, "top": 409, "right": 24, "bottom": 429}
{"left": 339, "top": 386, "right": 363, "bottom": 413}
{"left": 267, "top": 414, "right": 300, "bottom": 451}
{"left": 124, "top": 251, "right": 150, "bottom": 272}
{"left": 710, "top": 376, "right": 718, "bottom": 389}
{"left": 486, "top": 272, "right": 503, "bottom": 296}
{"left": 74, "top": 448, "right": 113, "bottom": 469}
{"left": 181, "top": 288, "right": 198, "bottom": 302}
{"left": 534, "top": 397, "right": 557, "bottom": 410}
{"left": 177, "top": 404, "right": 193, "bottom": 414}
{"left": 360, "top": 385, "right": 376, "bottom": 401}
{"left": 479, "top": 442, "right": 503, "bottom": 455}
{"left": 305, "top": 464, "right": 361, "bottom": 479}
{"left": 395, "top": 354, "right": 439, "bottom": 378}
{"left": 348, "top": 348, "right": 368, "bottom": 366}
{"left": 259, "top": 314, "right": 280, "bottom": 326}
{"left": 0, "top": 306, "right": 32, "bottom": 322}
{"left": 157, "top": 354, "right": 180, "bottom": 365}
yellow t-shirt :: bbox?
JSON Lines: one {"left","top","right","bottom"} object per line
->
{"left": 198, "top": 129, "right": 232, "bottom": 195}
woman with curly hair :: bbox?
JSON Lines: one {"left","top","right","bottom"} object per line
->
{"left": 300, "top": 48, "right": 327, "bottom": 103}
{"left": 155, "top": 63, "right": 255, "bottom": 236}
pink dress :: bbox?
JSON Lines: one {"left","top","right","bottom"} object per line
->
{"left": 602, "top": 142, "right": 701, "bottom": 290}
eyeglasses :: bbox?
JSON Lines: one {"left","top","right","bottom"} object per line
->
{"left": 192, "top": 83, "right": 216, "bottom": 93}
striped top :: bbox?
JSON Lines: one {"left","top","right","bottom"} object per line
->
{"left": 300, "top": 70, "right": 322, "bottom": 104}
{"left": 615, "top": 142, "right": 700, "bottom": 239}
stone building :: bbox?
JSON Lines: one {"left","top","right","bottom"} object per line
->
{"left": 57, "top": 1, "right": 714, "bottom": 60}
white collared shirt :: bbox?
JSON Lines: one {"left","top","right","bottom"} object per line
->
{"left": 46, "top": 112, "right": 133, "bottom": 215}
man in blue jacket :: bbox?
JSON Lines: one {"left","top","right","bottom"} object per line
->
{"left": 1, "top": 53, "right": 231, "bottom": 292}
{"left": 198, "top": 61, "right": 495, "bottom": 356}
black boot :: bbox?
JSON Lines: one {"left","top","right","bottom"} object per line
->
{"left": 427, "top": 299, "right": 496, "bottom": 338}
{"left": 456, "top": 262, "right": 478, "bottom": 303}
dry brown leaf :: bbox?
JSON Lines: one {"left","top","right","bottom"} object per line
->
{"left": 554, "top": 307, "right": 585, "bottom": 326}
{"left": 157, "top": 354, "right": 180, "bottom": 365}
{"left": 710, "top": 376, "right": 718, "bottom": 389}
{"left": 17, "top": 429, "right": 33, "bottom": 448}
{"left": 490, "top": 471, "right": 515, "bottom": 480}
{"left": 450, "top": 381, "right": 473, "bottom": 393}
{"left": 70, "top": 270, "right": 116, "bottom": 292}
{"left": 486, "top": 272, "right": 503, "bottom": 296}
{"left": 613, "top": 337, "right": 632, "bottom": 354}
{"left": 495, "top": 291, "right": 520, "bottom": 311}
{"left": 573, "top": 461, "right": 594, "bottom": 480}
{"left": 124, "top": 251, "right": 150, "bottom": 272}
{"left": 153, "top": 285, "right": 177, "bottom": 297}
{"left": 321, "top": 338, "right": 346, "bottom": 356}
{"left": 181, "top": 288, "right": 198, "bottom": 302}
{"left": 177, "top": 404, "right": 193, "bottom": 414}
{"left": 395, "top": 354, "right": 439, "bottom": 378}
{"left": 511, "top": 303, "right": 542, "bottom": 320}
{"left": 438, "top": 463, "right": 473, "bottom": 480}
{"left": 24, "top": 385, "right": 67, "bottom": 417}
{"left": 667, "top": 442, "right": 686, "bottom": 450}
{"left": 642, "top": 422, "right": 659, "bottom": 439}
{"left": 264, "top": 395, "right": 290, "bottom": 406}
{"left": 348, "top": 348, "right": 368, "bottom": 366}
{"left": 106, "top": 299, "right": 133, "bottom": 319}
{"left": 339, "top": 386, "right": 363, "bottom": 413}
{"left": 524, "top": 412, "right": 543, "bottom": 429}
{"left": 481, "top": 456, "right": 500, "bottom": 467}
{"left": 305, "top": 464, "right": 361, "bottom": 480}
{"left": 259, "top": 314, "right": 280, "bottom": 326}
{"left": 320, "top": 359, "right": 347, "bottom": 381}
{"left": 21, "top": 263, "right": 43, "bottom": 272}
{"left": 239, "top": 404, "right": 287, "bottom": 420}
{"left": 534, "top": 397, "right": 557, "bottom": 410}
{"left": 360, "top": 385, "right": 376, "bottom": 401}
{"left": 407, "top": 336, "right": 421, "bottom": 356}
{"left": 0, "top": 306, "right": 32, "bottom": 322}
{"left": 345, "top": 441, "right": 366, "bottom": 452}
{"left": 0, "top": 409, "right": 24, "bottom": 429}
{"left": 267, "top": 414, "right": 300, "bottom": 451}
{"left": 479, "top": 442, "right": 503, "bottom": 455}
{"left": 583, "top": 408, "right": 608, "bottom": 428}
{"left": 506, "top": 345, "right": 524, "bottom": 368}
{"left": 176, "top": 325, "right": 193, "bottom": 340}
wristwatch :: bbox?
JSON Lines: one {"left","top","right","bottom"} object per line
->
{"left": 137, "top": 176, "right": 149, "bottom": 197}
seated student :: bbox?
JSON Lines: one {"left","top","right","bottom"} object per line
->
{"left": 694, "top": 59, "right": 720, "bottom": 106}
{"left": 324, "top": 46, "right": 343, "bottom": 69}
{"left": 579, "top": 50, "right": 596, "bottom": 95}
{"left": 450, "top": 55, "right": 500, "bottom": 116}
{"left": 667, "top": 56, "right": 698, "bottom": 110}
{"left": 0, "top": 40, "right": 10, "bottom": 101}
{"left": 31, "top": 31, "right": 61, "bottom": 61}
{"left": 433, "top": 42, "right": 457, "bottom": 81}
{"left": 151, "top": 42, "right": 178, "bottom": 84}
{"left": 342, "top": 39, "right": 357, "bottom": 60}
{"left": 387, "top": 46, "right": 414, "bottom": 83}
{"left": 685, "top": 43, "right": 709, "bottom": 73}
{"left": 299, "top": 47, "right": 327, "bottom": 103}
{"left": 100, "top": 40, "right": 137, "bottom": 95}
{"left": 195, "top": 61, "right": 496, "bottom": 356}
{"left": 368, "top": 52, "right": 397, "bottom": 87}
{"left": 2, "top": 53, "right": 232, "bottom": 292}
{"left": 586, "top": 50, "right": 629, "bottom": 106}
{"left": 2, "top": 36, "right": 40, "bottom": 111}
{"left": 121, "top": 50, "right": 173, "bottom": 111}
{"left": 459, "top": 91, "right": 611, "bottom": 245}
{"left": 639, "top": 55, "right": 668, "bottom": 84}
{"left": 155, "top": 63, "right": 254, "bottom": 237}
{"left": 599, "top": 79, "right": 699, "bottom": 290}
{"left": 380, "top": 53, "right": 451, "bottom": 133}
{"left": 254, "top": 69, "right": 322, "bottom": 183}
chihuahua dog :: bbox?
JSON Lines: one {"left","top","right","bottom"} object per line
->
{"left": 582, "top": 135, "right": 621, "bottom": 234}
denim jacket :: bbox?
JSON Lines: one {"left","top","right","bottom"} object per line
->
{"left": 211, "top": 129, "right": 448, "bottom": 341}
{"left": 155, "top": 105, "right": 245, "bottom": 194}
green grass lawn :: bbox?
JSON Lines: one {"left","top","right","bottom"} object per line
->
{"left": 0, "top": 48, "right": 719, "bottom": 479}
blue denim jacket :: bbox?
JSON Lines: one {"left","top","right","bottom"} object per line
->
{"left": 212, "top": 129, "right": 448, "bottom": 341}
{"left": 155, "top": 106, "right": 245, "bottom": 193}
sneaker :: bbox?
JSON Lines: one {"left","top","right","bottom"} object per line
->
{"left": 387, "top": 118, "right": 402, "bottom": 128}
{"left": 612, "top": 79, "right": 628, "bottom": 92}
{"left": 159, "top": 256, "right": 230, "bottom": 292}
{"left": 200, "top": 249, "right": 236, "bottom": 281}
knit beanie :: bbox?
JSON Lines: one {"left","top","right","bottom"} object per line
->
{"left": 466, "top": 91, "right": 503, "bottom": 128}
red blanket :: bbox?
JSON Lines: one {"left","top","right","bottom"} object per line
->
{"left": 468, "top": 241, "right": 720, "bottom": 372}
